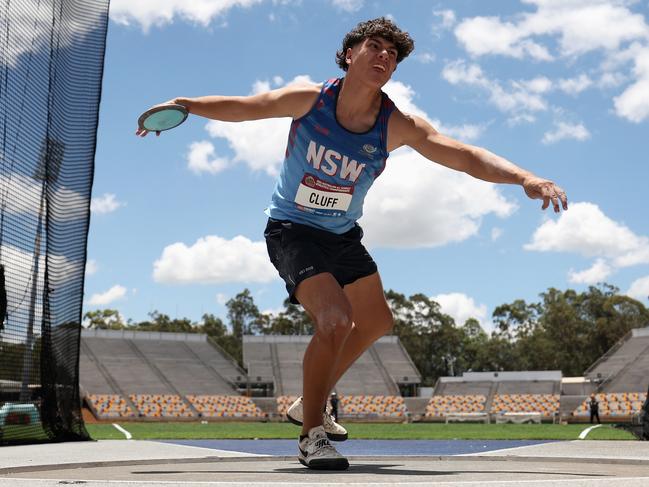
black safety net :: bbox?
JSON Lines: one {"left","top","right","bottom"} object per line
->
{"left": 0, "top": 0, "right": 109, "bottom": 444}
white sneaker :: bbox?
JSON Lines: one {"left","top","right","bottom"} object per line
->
{"left": 286, "top": 396, "right": 348, "bottom": 441}
{"left": 298, "top": 425, "right": 349, "bottom": 470}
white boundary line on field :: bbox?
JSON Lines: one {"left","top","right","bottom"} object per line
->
{"left": 111, "top": 423, "right": 132, "bottom": 440}
{"left": 578, "top": 424, "right": 602, "bottom": 439}
{"left": 3, "top": 476, "right": 649, "bottom": 486}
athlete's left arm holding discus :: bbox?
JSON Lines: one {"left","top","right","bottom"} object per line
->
{"left": 387, "top": 110, "right": 568, "bottom": 213}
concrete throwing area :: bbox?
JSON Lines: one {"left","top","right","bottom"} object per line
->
{"left": 1, "top": 439, "right": 649, "bottom": 486}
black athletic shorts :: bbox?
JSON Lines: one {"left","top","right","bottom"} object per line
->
{"left": 264, "top": 218, "right": 377, "bottom": 304}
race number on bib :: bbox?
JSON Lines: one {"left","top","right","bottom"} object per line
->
{"left": 294, "top": 174, "right": 354, "bottom": 216}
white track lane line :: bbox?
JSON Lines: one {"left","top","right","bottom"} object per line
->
{"left": 578, "top": 424, "right": 602, "bottom": 439}
{"left": 111, "top": 423, "right": 132, "bottom": 440}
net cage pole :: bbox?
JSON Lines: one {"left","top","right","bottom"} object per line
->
{"left": 0, "top": 0, "right": 109, "bottom": 444}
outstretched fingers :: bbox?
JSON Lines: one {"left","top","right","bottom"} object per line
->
{"left": 539, "top": 182, "right": 568, "bottom": 213}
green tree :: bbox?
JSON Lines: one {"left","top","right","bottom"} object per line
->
{"left": 226, "top": 289, "right": 262, "bottom": 339}
{"left": 386, "top": 290, "right": 458, "bottom": 386}
{"left": 83, "top": 309, "right": 125, "bottom": 330}
{"left": 199, "top": 313, "right": 228, "bottom": 338}
{"left": 264, "top": 299, "right": 313, "bottom": 335}
{"left": 134, "top": 311, "right": 196, "bottom": 333}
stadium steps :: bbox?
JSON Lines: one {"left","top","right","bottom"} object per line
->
{"left": 126, "top": 339, "right": 200, "bottom": 417}
{"left": 80, "top": 340, "right": 138, "bottom": 417}
{"left": 270, "top": 343, "right": 284, "bottom": 396}
{"left": 484, "top": 382, "right": 499, "bottom": 413}
{"left": 180, "top": 342, "right": 237, "bottom": 394}
{"left": 584, "top": 330, "right": 649, "bottom": 384}
{"left": 403, "top": 397, "right": 430, "bottom": 418}
{"left": 396, "top": 338, "right": 422, "bottom": 383}
{"left": 205, "top": 336, "right": 248, "bottom": 380}
{"left": 603, "top": 342, "right": 649, "bottom": 392}
{"left": 561, "top": 394, "right": 588, "bottom": 419}
{"left": 368, "top": 345, "right": 400, "bottom": 396}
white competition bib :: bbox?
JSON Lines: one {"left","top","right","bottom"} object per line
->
{"left": 294, "top": 173, "right": 354, "bottom": 215}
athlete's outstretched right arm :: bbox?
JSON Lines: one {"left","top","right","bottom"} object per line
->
{"left": 136, "top": 83, "right": 320, "bottom": 137}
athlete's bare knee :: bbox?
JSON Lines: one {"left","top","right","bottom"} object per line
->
{"left": 314, "top": 307, "right": 353, "bottom": 345}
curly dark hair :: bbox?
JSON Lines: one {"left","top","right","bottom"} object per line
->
{"left": 336, "top": 17, "right": 415, "bottom": 71}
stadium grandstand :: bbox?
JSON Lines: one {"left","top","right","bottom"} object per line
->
{"left": 243, "top": 335, "right": 420, "bottom": 421}
{"left": 570, "top": 326, "right": 649, "bottom": 422}
{"left": 78, "top": 326, "right": 649, "bottom": 423}
{"left": 423, "top": 371, "right": 562, "bottom": 423}
{"left": 80, "top": 329, "right": 264, "bottom": 420}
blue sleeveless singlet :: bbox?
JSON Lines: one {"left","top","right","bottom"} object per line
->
{"left": 265, "top": 78, "right": 396, "bottom": 234}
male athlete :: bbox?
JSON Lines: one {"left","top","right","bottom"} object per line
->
{"left": 137, "top": 18, "right": 568, "bottom": 470}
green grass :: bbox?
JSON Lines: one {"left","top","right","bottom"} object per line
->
{"left": 85, "top": 421, "right": 636, "bottom": 441}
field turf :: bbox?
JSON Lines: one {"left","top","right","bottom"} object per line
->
{"left": 85, "top": 421, "right": 635, "bottom": 441}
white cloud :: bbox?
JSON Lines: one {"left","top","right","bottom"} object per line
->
{"left": 491, "top": 227, "right": 504, "bottom": 241}
{"left": 442, "top": 60, "right": 549, "bottom": 119}
{"left": 455, "top": 0, "right": 649, "bottom": 60}
{"left": 454, "top": 15, "right": 553, "bottom": 61}
{"left": 0, "top": 173, "right": 88, "bottom": 220}
{"left": 186, "top": 141, "right": 230, "bottom": 174}
{"left": 331, "top": 0, "right": 363, "bottom": 12}
{"left": 432, "top": 292, "right": 488, "bottom": 326}
{"left": 91, "top": 193, "right": 124, "bottom": 215}
{"left": 205, "top": 118, "right": 291, "bottom": 177}
{"left": 1, "top": 245, "right": 84, "bottom": 324}
{"left": 415, "top": 52, "right": 436, "bottom": 64}
{"left": 203, "top": 75, "right": 316, "bottom": 177}
{"left": 558, "top": 74, "right": 593, "bottom": 94}
{"left": 433, "top": 9, "right": 457, "bottom": 30}
{"left": 613, "top": 45, "right": 649, "bottom": 122}
{"left": 153, "top": 235, "right": 277, "bottom": 284}
{"left": 383, "top": 79, "right": 486, "bottom": 141}
{"left": 216, "top": 293, "right": 229, "bottom": 305}
{"left": 520, "top": 76, "right": 553, "bottom": 93}
{"left": 453, "top": 1, "right": 649, "bottom": 122}
{"left": 4, "top": 0, "right": 104, "bottom": 67}
{"left": 361, "top": 149, "right": 516, "bottom": 248}
{"left": 87, "top": 285, "right": 127, "bottom": 306}
{"left": 261, "top": 306, "right": 284, "bottom": 317}
{"left": 627, "top": 276, "right": 649, "bottom": 301}
{"left": 568, "top": 258, "right": 613, "bottom": 284}
{"left": 109, "top": 0, "right": 264, "bottom": 32}
{"left": 525, "top": 202, "right": 649, "bottom": 269}
{"left": 542, "top": 121, "right": 590, "bottom": 144}
{"left": 85, "top": 259, "right": 98, "bottom": 276}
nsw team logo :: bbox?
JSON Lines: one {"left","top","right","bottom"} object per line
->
{"left": 304, "top": 175, "right": 316, "bottom": 187}
{"left": 362, "top": 144, "right": 377, "bottom": 154}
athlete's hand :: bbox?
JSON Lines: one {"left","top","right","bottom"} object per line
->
{"left": 523, "top": 176, "right": 568, "bottom": 213}
{"left": 135, "top": 99, "right": 179, "bottom": 137}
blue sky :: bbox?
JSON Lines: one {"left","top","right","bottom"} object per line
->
{"left": 85, "top": 0, "right": 649, "bottom": 330}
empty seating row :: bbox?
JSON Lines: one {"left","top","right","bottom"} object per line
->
{"left": 276, "top": 395, "right": 408, "bottom": 418}
{"left": 187, "top": 395, "right": 264, "bottom": 418}
{"left": 572, "top": 392, "right": 647, "bottom": 418}
{"left": 86, "top": 394, "right": 135, "bottom": 418}
{"left": 425, "top": 394, "right": 559, "bottom": 417}
{"left": 491, "top": 394, "right": 560, "bottom": 416}
{"left": 340, "top": 395, "right": 408, "bottom": 417}
{"left": 86, "top": 394, "right": 264, "bottom": 419}
{"left": 425, "top": 394, "right": 486, "bottom": 416}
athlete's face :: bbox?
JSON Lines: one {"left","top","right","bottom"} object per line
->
{"left": 346, "top": 36, "right": 398, "bottom": 86}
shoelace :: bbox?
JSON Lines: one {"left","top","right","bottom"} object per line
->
{"left": 323, "top": 413, "right": 338, "bottom": 426}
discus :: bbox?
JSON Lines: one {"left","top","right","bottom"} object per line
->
{"left": 137, "top": 104, "right": 188, "bottom": 132}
